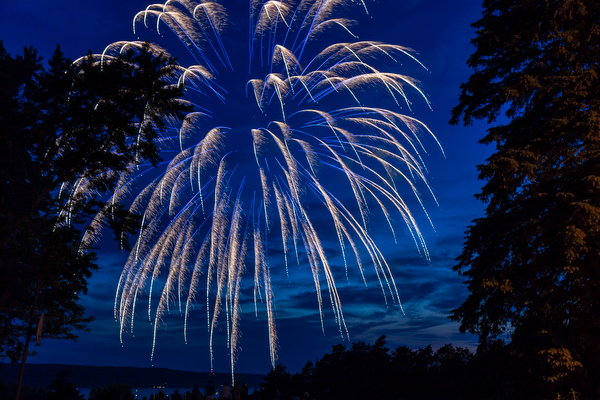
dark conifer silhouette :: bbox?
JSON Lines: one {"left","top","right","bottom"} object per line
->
{"left": 450, "top": 0, "right": 600, "bottom": 397}
{"left": 0, "top": 40, "right": 190, "bottom": 400}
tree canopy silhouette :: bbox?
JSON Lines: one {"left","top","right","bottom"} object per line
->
{"left": 0, "top": 40, "right": 189, "bottom": 399}
{"left": 450, "top": 0, "right": 600, "bottom": 397}
{"left": 260, "top": 336, "right": 476, "bottom": 400}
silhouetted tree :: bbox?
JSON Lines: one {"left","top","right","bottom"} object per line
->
{"left": 261, "top": 364, "right": 293, "bottom": 400}
{"left": 0, "top": 40, "right": 189, "bottom": 400}
{"left": 47, "top": 370, "right": 83, "bottom": 400}
{"left": 279, "top": 338, "right": 485, "bottom": 400}
{"left": 429, "top": 344, "right": 474, "bottom": 400}
{"left": 450, "top": 0, "right": 600, "bottom": 397}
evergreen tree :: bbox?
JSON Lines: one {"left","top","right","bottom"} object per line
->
{"left": 450, "top": 0, "right": 600, "bottom": 397}
{"left": 0, "top": 40, "right": 189, "bottom": 399}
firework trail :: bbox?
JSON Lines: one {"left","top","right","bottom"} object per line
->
{"left": 83, "top": 0, "right": 442, "bottom": 376}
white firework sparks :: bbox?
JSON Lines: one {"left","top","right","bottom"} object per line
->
{"left": 82, "top": 0, "right": 442, "bottom": 377}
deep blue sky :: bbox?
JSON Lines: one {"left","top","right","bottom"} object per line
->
{"left": 1, "top": 0, "right": 493, "bottom": 376}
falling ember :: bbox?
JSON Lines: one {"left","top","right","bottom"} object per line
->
{"left": 82, "top": 0, "right": 442, "bottom": 378}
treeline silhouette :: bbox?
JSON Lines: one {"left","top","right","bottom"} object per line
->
{"left": 259, "top": 336, "right": 573, "bottom": 400}
{"left": 2, "top": 336, "right": 587, "bottom": 400}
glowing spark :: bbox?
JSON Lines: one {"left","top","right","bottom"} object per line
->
{"left": 83, "top": 0, "right": 442, "bottom": 377}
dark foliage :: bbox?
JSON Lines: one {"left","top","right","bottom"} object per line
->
{"left": 47, "top": 370, "right": 84, "bottom": 400}
{"left": 260, "top": 336, "right": 481, "bottom": 400}
{"left": 449, "top": 0, "right": 600, "bottom": 398}
{"left": 0, "top": 39, "right": 189, "bottom": 367}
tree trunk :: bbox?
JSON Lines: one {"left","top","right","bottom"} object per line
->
{"left": 15, "top": 273, "right": 43, "bottom": 400}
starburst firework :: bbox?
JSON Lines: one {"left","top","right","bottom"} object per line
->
{"left": 83, "top": 0, "right": 442, "bottom": 375}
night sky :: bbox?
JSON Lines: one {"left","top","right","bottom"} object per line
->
{"left": 0, "top": 0, "right": 493, "bottom": 375}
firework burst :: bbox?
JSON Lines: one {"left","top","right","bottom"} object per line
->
{"left": 84, "top": 0, "right": 442, "bottom": 375}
